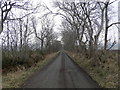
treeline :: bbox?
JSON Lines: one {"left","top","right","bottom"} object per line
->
{"left": 52, "top": 1, "right": 119, "bottom": 60}
{"left": 0, "top": 0, "right": 62, "bottom": 72}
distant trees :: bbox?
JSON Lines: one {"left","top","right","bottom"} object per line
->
{"left": 54, "top": 1, "right": 88, "bottom": 53}
{"left": 32, "top": 16, "right": 61, "bottom": 53}
{"left": 61, "top": 20, "right": 76, "bottom": 52}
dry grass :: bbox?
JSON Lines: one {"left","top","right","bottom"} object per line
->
{"left": 2, "top": 52, "right": 59, "bottom": 88}
{"left": 66, "top": 50, "right": 119, "bottom": 88}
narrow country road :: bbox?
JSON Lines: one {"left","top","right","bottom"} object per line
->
{"left": 22, "top": 51, "right": 99, "bottom": 88}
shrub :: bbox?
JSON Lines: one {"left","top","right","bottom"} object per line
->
{"left": 2, "top": 50, "right": 45, "bottom": 73}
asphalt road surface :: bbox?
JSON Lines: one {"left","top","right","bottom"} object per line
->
{"left": 22, "top": 51, "right": 99, "bottom": 88}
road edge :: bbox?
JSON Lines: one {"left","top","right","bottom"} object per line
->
{"left": 64, "top": 52, "right": 100, "bottom": 88}
{"left": 21, "top": 51, "right": 60, "bottom": 88}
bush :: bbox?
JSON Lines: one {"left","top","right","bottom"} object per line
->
{"left": 2, "top": 50, "right": 45, "bottom": 73}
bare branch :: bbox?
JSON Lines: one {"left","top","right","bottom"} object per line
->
{"left": 107, "top": 22, "right": 120, "bottom": 29}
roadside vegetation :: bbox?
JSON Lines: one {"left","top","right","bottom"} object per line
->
{"left": 2, "top": 52, "right": 59, "bottom": 88}
{"left": 66, "top": 50, "right": 119, "bottom": 88}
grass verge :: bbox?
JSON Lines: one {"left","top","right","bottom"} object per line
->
{"left": 2, "top": 52, "right": 59, "bottom": 88}
{"left": 66, "top": 51, "right": 118, "bottom": 88}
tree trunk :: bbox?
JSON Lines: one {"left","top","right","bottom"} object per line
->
{"left": 14, "top": 28, "right": 18, "bottom": 51}
{"left": 7, "top": 21, "right": 9, "bottom": 50}
{"left": 0, "top": 9, "right": 3, "bottom": 34}
{"left": 104, "top": 3, "right": 109, "bottom": 50}
{"left": 41, "top": 39, "right": 44, "bottom": 50}
{"left": 19, "top": 20, "right": 23, "bottom": 51}
{"left": 94, "top": 35, "right": 98, "bottom": 51}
